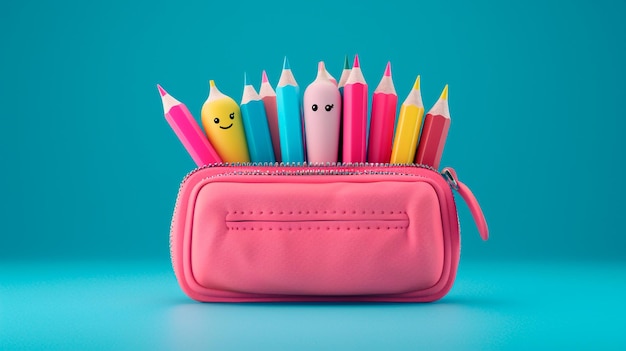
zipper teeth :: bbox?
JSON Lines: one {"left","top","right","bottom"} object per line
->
{"left": 197, "top": 169, "right": 430, "bottom": 180}
{"left": 179, "top": 162, "right": 438, "bottom": 185}
{"left": 169, "top": 162, "right": 442, "bottom": 264}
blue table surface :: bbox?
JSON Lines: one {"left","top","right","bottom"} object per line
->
{"left": 1, "top": 260, "right": 625, "bottom": 350}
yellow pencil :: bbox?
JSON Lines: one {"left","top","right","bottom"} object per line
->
{"left": 201, "top": 80, "right": 250, "bottom": 163}
{"left": 390, "top": 76, "right": 425, "bottom": 164}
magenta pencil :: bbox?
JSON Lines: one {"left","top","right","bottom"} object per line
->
{"left": 259, "top": 70, "right": 281, "bottom": 162}
{"left": 157, "top": 84, "right": 221, "bottom": 166}
{"left": 367, "top": 62, "right": 398, "bottom": 163}
{"left": 342, "top": 54, "right": 368, "bottom": 163}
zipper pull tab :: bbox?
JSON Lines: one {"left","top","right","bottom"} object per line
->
{"left": 442, "top": 167, "right": 489, "bottom": 241}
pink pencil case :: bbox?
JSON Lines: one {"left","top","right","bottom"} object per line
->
{"left": 170, "top": 163, "right": 488, "bottom": 302}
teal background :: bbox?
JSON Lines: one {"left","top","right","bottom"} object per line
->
{"left": 1, "top": 0, "right": 625, "bottom": 349}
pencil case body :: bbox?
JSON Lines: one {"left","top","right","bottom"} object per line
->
{"left": 170, "top": 163, "right": 488, "bottom": 302}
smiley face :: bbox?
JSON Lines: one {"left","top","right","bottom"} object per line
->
{"left": 202, "top": 98, "right": 243, "bottom": 137}
{"left": 213, "top": 112, "right": 236, "bottom": 129}
{"left": 201, "top": 95, "right": 250, "bottom": 163}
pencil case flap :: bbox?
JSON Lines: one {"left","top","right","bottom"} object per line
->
{"left": 170, "top": 164, "right": 487, "bottom": 302}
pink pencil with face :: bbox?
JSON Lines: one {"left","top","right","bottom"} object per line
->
{"left": 415, "top": 85, "right": 450, "bottom": 169}
{"left": 342, "top": 54, "right": 368, "bottom": 163}
{"left": 303, "top": 61, "right": 342, "bottom": 163}
{"left": 259, "top": 70, "right": 281, "bottom": 162}
{"left": 367, "top": 62, "right": 398, "bottom": 163}
{"left": 157, "top": 84, "right": 222, "bottom": 166}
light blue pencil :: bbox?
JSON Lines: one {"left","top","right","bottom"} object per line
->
{"left": 276, "top": 57, "right": 304, "bottom": 163}
{"left": 240, "top": 73, "right": 276, "bottom": 163}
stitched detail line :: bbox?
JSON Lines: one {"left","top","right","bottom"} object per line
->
{"left": 226, "top": 225, "right": 409, "bottom": 231}
{"left": 228, "top": 210, "right": 407, "bottom": 215}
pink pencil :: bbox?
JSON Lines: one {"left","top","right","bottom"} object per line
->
{"left": 342, "top": 54, "right": 368, "bottom": 163}
{"left": 157, "top": 84, "right": 222, "bottom": 166}
{"left": 259, "top": 70, "right": 281, "bottom": 162}
{"left": 415, "top": 85, "right": 450, "bottom": 169}
{"left": 367, "top": 61, "right": 398, "bottom": 163}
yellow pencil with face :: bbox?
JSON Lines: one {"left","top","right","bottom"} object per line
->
{"left": 201, "top": 80, "right": 250, "bottom": 163}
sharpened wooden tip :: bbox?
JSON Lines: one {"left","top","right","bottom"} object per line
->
{"left": 157, "top": 84, "right": 167, "bottom": 97}
{"left": 413, "top": 76, "right": 421, "bottom": 90}
{"left": 440, "top": 84, "right": 448, "bottom": 100}
{"left": 384, "top": 62, "right": 391, "bottom": 77}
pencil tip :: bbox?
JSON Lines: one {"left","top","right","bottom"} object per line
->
{"left": 157, "top": 84, "right": 167, "bottom": 97}
{"left": 440, "top": 84, "right": 448, "bottom": 100}
{"left": 384, "top": 61, "right": 391, "bottom": 77}
{"left": 353, "top": 54, "right": 360, "bottom": 68}
{"left": 261, "top": 70, "right": 268, "bottom": 83}
{"left": 243, "top": 72, "right": 248, "bottom": 85}
{"left": 209, "top": 80, "right": 216, "bottom": 88}
{"left": 343, "top": 55, "right": 350, "bottom": 69}
{"left": 413, "top": 76, "right": 421, "bottom": 90}
{"left": 283, "top": 57, "right": 290, "bottom": 69}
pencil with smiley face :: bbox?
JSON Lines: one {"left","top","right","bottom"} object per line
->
{"left": 303, "top": 61, "right": 342, "bottom": 163}
{"left": 201, "top": 80, "right": 250, "bottom": 163}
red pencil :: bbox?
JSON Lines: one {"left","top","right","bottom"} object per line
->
{"left": 259, "top": 70, "right": 281, "bottom": 162}
{"left": 415, "top": 85, "right": 450, "bottom": 169}
{"left": 367, "top": 62, "right": 398, "bottom": 163}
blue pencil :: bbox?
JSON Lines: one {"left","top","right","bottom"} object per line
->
{"left": 240, "top": 73, "right": 276, "bottom": 163}
{"left": 276, "top": 57, "right": 305, "bottom": 163}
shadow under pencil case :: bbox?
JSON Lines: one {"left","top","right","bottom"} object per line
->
{"left": 170, "top": 163, "right": 489, "bottom": 302}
